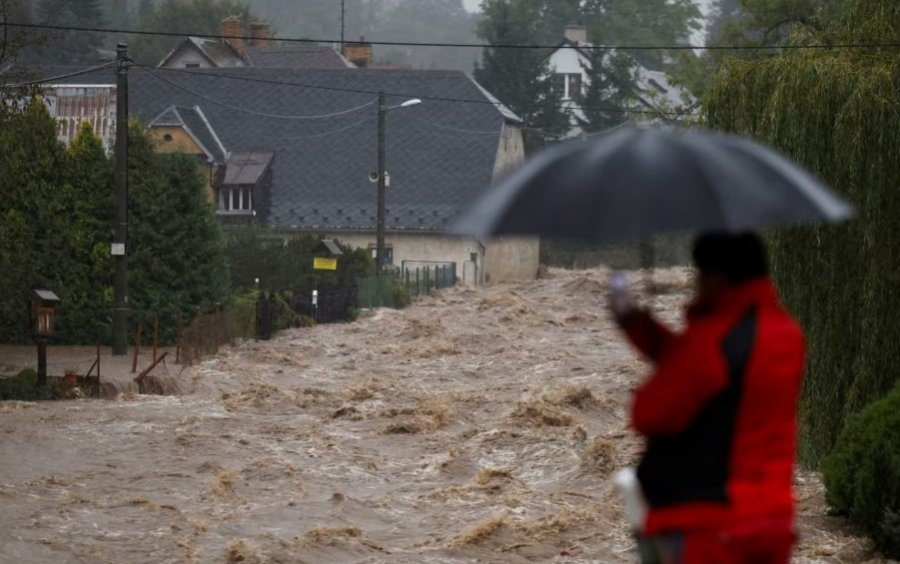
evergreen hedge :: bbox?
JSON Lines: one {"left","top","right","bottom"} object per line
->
{"left": 705, "top": 2, "right": 900, "bottom": 465}
{"left": 823, "top": 384, "right": 900, "bottom": 558}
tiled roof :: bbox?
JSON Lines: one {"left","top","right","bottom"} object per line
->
{"left": 48, "top": 67, "right": 519, "bottom": 233}
{"left": 158, "top": 37, "right": 247, "bottom": 68}
{"left": 244, "top": 45, "right": 353, "bottom": 69}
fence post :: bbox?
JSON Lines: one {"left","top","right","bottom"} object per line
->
{"left": 213, "top": 304, "right": 221, "bottom": 353}
{"left": 152, "top": 315, "right": 159, "bottom": 363}
{"left": 131, "top": 322, "right": 142, "bottom": 373}
{"left": 96, "top": 344, "right": 101, "bottom": 399}
{"left": 416, "top": 268, "right": 420, "bottom": 297}
{"left": 193, "top": 306, "right": 201, "bottom": 363}
{"left": 175, "top": 314, "right": 182, "bottom": 364}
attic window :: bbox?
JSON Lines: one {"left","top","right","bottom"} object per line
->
{"left": 184, "top": 62, "right": 201, "bottom": 68}
{"left": 218, "top": 187, "right": 253, "bottom": 214}
{"left": 162, "top": 134, "right": 173, "bottom": 142}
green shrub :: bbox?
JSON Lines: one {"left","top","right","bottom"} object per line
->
{"left": 823, "top": 383, "right": 900, "bottom": 558}
{"left": 391, "top": 280, "right": 412, "bottom": 309}
{"left": 0, "top": 368, "right": 41, "bottom": 401}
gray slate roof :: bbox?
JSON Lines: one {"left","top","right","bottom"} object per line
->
{"left": 159, "top": 37, "right": 247, "bottom": 68}
{"left": 49, "top": 66, "right": 519, "bottom": 233}
{"left": 244, "top": 45, "right": 353, "bottom": 69}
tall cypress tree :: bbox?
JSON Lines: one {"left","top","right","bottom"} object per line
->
{"left": 54, "top": 122, "right": 115, "bottom": 343}
{"left": 0, "top": 101, "right": 67, "bottom": 343}
{"left": 127, "top": 121, "right": 229, "bottom": 336}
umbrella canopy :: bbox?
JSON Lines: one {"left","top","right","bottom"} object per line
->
{"left": 452, "top": 126, "right": 853, "bottom": 242}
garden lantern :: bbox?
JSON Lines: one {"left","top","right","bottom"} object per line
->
{"left": 30, "top": 289, "right": 60, "bottom": 387}
{"left": 30, "top": 289, "right": 60, "bottom": 338}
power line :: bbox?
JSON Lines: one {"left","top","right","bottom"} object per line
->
{"left": 4, "top": 61, "right": 117, "bottom": 88}
{"left": 408, "top": 114, "right": 503, "bottom": 135}
{"left": 243, "top": 116, "right": 376, "bottom": 140}
{"left": 141, "top": 64, "right": 700, "bottom": 118}
{"left": 8, "top": 21, "right": 900, "bottom": 52}
{"left": 140, "top": 65, "right": 375, "bottom": 120}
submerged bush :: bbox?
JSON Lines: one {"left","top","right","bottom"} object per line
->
{"left": 823, "top": 383, "right": 900, "bottom": 558}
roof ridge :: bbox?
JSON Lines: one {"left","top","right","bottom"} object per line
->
{"left": 193, "top": 104, "right": 230, "bottom": 159}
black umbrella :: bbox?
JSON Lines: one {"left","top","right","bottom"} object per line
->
{"left": 452, "top": 126, "right": 853, "bottom": 242}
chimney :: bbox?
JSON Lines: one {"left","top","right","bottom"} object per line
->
{"left": 564, "top": 24, "right": 588, "bottom": 46}
{"left": 342, "top": 35, "right": 372, "bottom": 69}
{"left": 249, "top": 21, "right": 269, "bottom": 48}
{"left": 221, "top": 16, "right": 245, "bottom": 56}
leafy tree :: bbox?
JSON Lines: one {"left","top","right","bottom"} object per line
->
{"left": 706, "top": 0, "right": 900, "bottom": 466}
{"left": 33, "top": 0, "right": 105, "bottom": 64}
{"left": 370, "top": 0, "right": 479, "bottom": 71}
{"left": 582, "top": 0, "right": 701, "bottom": 70}
{"left": 130, "top": 0, "right": 255, "bottom": 65}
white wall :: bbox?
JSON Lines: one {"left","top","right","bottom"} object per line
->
{"left": 285, "top": 230, "right": 539, "bottom": 285}
{"left": 548, "top": 47, "right": 589, "bottom": 79}
{"left": 492, "top": 123, "right": 525, "bottom": 180}
{"left": 163, "top": 46, "right": 214, "bottom": 69}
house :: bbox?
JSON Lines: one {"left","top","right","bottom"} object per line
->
{"left": 159, "top": 17, "right": 355, "bottom": 70}
{"left": 547, "top": 25, "right": 695, "bottom": 137}
{"left": 40, "top": 84, "right": 117, "bottom": 151}
{"left": 48, "top": 66, "right": 536, "bottom": 284}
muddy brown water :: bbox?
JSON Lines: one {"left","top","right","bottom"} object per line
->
{"left": 0, "top": 269, "right": 883, "bottom": 563}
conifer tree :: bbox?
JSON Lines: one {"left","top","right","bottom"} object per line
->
{"left": 127, "top": 122, "right": 229, "bottom": 335}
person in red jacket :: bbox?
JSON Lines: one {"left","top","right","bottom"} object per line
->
{"left": 610, "top": 232, "right": 806, "bottom": 564}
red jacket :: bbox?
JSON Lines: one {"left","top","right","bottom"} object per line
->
{"left": 624, "top": 278, "right": 805, "bottom": 535}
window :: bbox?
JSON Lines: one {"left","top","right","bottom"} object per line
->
{"left": 184, "top": 62, "right": 201, "bottom": 68}
{"left": 567, "top": 74, "right": 583, "bottom": 99}
{"left": 555, "top": 73, "right": 583, "bottom": 100}
{"left": 218, "top": 187, "right": 253, "bottom": 213}
{"left": 163, "top": 134, "right": 173, "bottom": 142}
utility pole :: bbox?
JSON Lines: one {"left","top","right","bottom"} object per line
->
{"left": 376, "top": 90, "right": 386, "bottom": 276}
{"left": 112, "top": 43, "right": 129, "bottom": 355}
{"left": 340, "top": 0, "right": 346, "bottom": 48}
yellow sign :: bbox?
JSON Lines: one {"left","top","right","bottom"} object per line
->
{"left": 314, "top": 257, "right": 338, "bottom": 271}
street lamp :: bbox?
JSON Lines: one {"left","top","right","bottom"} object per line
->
{"left": 376, "top": 92, "right": 422, "bottom": 275}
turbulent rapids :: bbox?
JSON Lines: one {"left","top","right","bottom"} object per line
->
{"left": 0, "top": 268, "right": 880, "bottom": 562}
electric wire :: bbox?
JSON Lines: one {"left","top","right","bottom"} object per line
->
{"left": 143, "top": 64, "right": 701, "bottom": 118}
{"left": 407, "top": 114, "right": 503, "bottom": 135}
{"left": 241, "top": 116, "right": 376, "bottom": 140}
{"left": 7, "top": 21, "right": 900, "bottom": 52}
{"left": 5, "top": 61, "right": 117, "bottom": 87}
{"left": 140, "top": 64, "right": 375, "bottom": 119}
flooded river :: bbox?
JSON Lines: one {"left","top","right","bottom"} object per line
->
{"left": 0, "top": 269, "right": 881, "bottom": 562}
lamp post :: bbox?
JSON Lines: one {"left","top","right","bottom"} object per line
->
{"left": 376, "top": 92, "right": 421, "bottom": 275}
